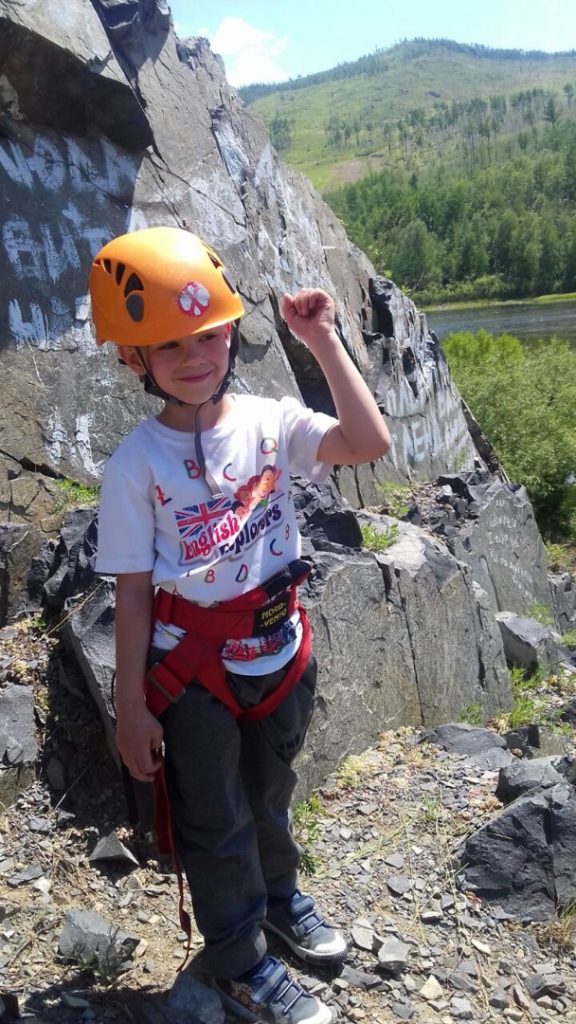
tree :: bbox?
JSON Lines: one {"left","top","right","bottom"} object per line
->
{"left": 390, "top": 219, "right": 439, "bottom": 290}
{"left": 444, "top": 331, "right": 576, "bottom": 537}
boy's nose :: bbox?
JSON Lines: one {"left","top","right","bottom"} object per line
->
{"left": 179, "top": 336, "right": 204, "bottom": 360}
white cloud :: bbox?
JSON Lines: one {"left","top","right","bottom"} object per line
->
{"left": 208, "top": 17, "right": 288, "bottom": 87}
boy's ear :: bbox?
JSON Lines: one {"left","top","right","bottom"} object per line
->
{"left": 117, "top": 345, "right": 145, "bottom": 376}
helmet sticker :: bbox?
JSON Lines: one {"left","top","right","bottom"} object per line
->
{"left": 178, "top": 281, "right": 210, "bottom": 318}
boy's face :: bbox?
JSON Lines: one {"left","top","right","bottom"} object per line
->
{"left": 118, "top": 323, "right": 232, "bottom": 404}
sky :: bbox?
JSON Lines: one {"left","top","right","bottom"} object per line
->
{"left": 168, "top": 0, "right": 576, "bottom": 87}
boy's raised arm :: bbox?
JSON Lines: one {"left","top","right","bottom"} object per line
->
{"left": 115, "top": 571, "right": 164, "bottom": 782}
{"left": 281, "top": 290, "right": 391, "bottom": 467}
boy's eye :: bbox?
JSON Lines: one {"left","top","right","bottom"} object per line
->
{"left": 158, "top": 340, "right": 179, "bottom": 351}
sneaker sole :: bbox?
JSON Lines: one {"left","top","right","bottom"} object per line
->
{"left": 263, "top": 919, "right": 349, "bottom": 966}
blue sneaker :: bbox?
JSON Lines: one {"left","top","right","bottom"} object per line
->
{"left": 264, "top": 891, "right": 349, "bottom": 965}
{"left": 214, "top": 955, "right": 336, "bottom": 1023}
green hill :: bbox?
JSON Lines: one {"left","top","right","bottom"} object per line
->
{"left": 242, "top": 38, "right": 576, "bottom": 192}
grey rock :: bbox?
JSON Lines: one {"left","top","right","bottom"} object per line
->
{"left": 450, "top": 997, "right": 474, "bottom": 1020}
{"left": 166, "top": 972, "right": 226, "bottom": 1024}
{"left": 524, "top": 973, "right": 567, "bottom": 999}
{"left": 430, "top": 723, "right": 507, "bottom": 757}
{"left": 387, "top": 875, "right": 413, "bottom": 897}
{"left": 0, "top": 683, "right": 38, "bottom": 765}
{"left": 339, "top": 965, "right": 382, "bottom": 989}
{"left": 489, "top": 989, "right": 510, "bottom": 1009}
{"left": 432, "top": 477, "right": 553, "bottom": 620}
{"left": 89, "top": 832, "right": 139, "bottom": 867}
{"left": 391, "top": 1001, "right": 415, "bottom": 1020}
{"left": 58, "top": 908, "right": 138, "bottom": 968}
{"left": 7, "top": 863, "right": 44, "bottom": 886}
{"left": 496, "top": 612, "right": 572, "bottom": 672}
{"left": 27, "top": 816, "right": 52, "bottom": 833}
{"left": 550, "top": 572, "right": 576, "bottom": 633}
{"left": 495, "top": 757, "right": 567, "bottom": 804}
{"left": 456, "top": 783, "right": 576, "bottom": 920}
{"left": 378, "top": 936, "right": 410, "bottom": 975}
{"left": 350, "top": 924, "right": 376, "bottom": 952}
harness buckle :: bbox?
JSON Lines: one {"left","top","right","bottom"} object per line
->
{"left": 147, "top": 661, "right": 186, "bottom": 705}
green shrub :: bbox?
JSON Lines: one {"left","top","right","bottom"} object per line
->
{"left": 360, "top": 523, "right": 399, "bottom": 552}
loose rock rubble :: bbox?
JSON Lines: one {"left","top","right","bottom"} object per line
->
{"left": 1, "top": 618, "right": 576, "bottom": 1024}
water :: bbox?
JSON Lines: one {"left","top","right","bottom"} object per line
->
{"left": 425, "top": 299, "right": 576, "bottom": 347}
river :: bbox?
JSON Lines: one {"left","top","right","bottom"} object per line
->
{"left": 425, "top": 298, "right": 576, "bottom": 347}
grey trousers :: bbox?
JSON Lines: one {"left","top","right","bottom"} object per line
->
{"left": 159, "top": 654, "right": 317, "bottom": 978}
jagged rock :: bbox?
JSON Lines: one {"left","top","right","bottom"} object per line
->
{"left": 412, "top": 474, "right": 554, "bottom": 620}
{"left": 42, "top": 508, "right": 99, "bottom": 611}
{"left": 524, "top": 973, "right": 567, "bottom": 1000}
{"left": 0, "top": 522, "right": 44, "bottom": 623}
{"left": 550, "top": 572, "right": 576, "bottom": 632}
{"left": 89, "top": 832, "right": 139, "bottom": 867}
{"left": 61, "top": 579, "right": 117, "bottom": 758}
{"left": 455, "top": 783, "right": 576, "bottom": 919}
{"left": 58, "top": 908, "right": 138, "bottom": 968}
{"left": 495, "top": 757, "right": 568, "bottom": 804}
{"left": 0, "top": 683, "right": 37, "bottom": 806}
{"left": 495, "top": 612, "right": 574, "bottom": 672}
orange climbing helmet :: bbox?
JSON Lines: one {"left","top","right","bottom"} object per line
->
{"left": 89, "top": 226, "right": 245, "bottom": 347}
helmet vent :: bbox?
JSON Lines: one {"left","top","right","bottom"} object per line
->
{"left": 222, "top": 270, "right": 238, "bottom": 295}
{"left": 102, "top": 259, "right": 112, "bottom": 274}
{"left": 124, "top": 273, "right": 144, "bottom": 296}
{"left": 115, "top": 262, "right": 126, "bottom": 285}
{"left": 126, "top": 294, "right": 144, "bottom": 322}
{"left": 206, "top": 246, "right": 223, "bottom": 269}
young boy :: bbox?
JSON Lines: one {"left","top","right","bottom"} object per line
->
{"left": 91, "top": 226, "right": 390, "bottom": 1024}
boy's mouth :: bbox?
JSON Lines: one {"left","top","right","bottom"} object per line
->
{"left": 178, "top": 370, "right": 213, "bottom": 383}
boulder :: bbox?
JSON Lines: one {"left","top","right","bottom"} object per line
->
{"left": 495, "top": 757, "right": 569, "bottom": 804}
{"left": 495, "top": 612, "right": 574, "bottom": 673}
{"left": 455, "top": 782, "right": 576, "bottom": 919}
{"left": 429, "top": 723, "right": 512, "bottom": 770}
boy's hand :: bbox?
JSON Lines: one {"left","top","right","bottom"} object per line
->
{"left": 281, "top": 289, "right": 337, "bottom": 353}
{"left": 116, "top": 704, "right": 164, "bottom": 782}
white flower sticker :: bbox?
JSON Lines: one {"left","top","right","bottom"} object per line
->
{"left": 177, "top": 281, "right": 210, "bottom": 317}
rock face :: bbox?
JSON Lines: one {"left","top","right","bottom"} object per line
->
{"left": 0, "top": 0, "right": 475, "bottom": 507}
{"left": 39, "top": 504, "right": 512, "bottom": 793}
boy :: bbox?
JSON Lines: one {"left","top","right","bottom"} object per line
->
{"left": 91, "top": 226, "right": 390, "bottom": 1024}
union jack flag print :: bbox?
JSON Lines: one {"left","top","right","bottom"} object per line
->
{"left": 175, "top": 496, "right": 234, "bottom": 539}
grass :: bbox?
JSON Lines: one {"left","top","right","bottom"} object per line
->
{"left": 360, "top": 523, "right": 399, "bottom": 553}
{"left": 55, "top": 479, "right": 100, "bottom": 510}
{"left": 546, "top": 541, "right": 576, "bottom": 573}
{"left": 494, "top": 664, "right": 576, "bottom": 733}
{"left": 293, "top": 795, "right": 323, "bottom": 876}
{"left": 538, "top": 897, "right": 576, "bottom": 951}
{"left": 459, "top": 703, "right": 484, "bottom": 726}
{"left": 376, "top": 482, "right": 412, "bottom": 519}
{"left": 523, "top": 602, "right": 555, "bottom": 627}
{"left": 562, "top": 630, "right": 576, "bottom": 648}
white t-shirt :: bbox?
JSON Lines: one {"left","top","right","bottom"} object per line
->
{"left": 96, "top": 395, "right": 336, "bottom": 673}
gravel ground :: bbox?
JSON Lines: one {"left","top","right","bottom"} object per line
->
{"left": 1, "top": 623, "right": 576, "bottom": 1024}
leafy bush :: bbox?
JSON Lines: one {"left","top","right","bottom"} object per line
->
{"left": 444, "top": 330, "right": 576, "bottom": 538}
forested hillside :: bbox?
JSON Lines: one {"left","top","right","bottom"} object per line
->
{"left": 242, "top": 39, "right": 576, "bottom": 304}
{"left": 326, "top": 121, "right": 576, "bottom": 303}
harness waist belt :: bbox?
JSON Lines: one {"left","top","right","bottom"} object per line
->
{"left": 146, "top": 559, "right": 312, "bottom": 722}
